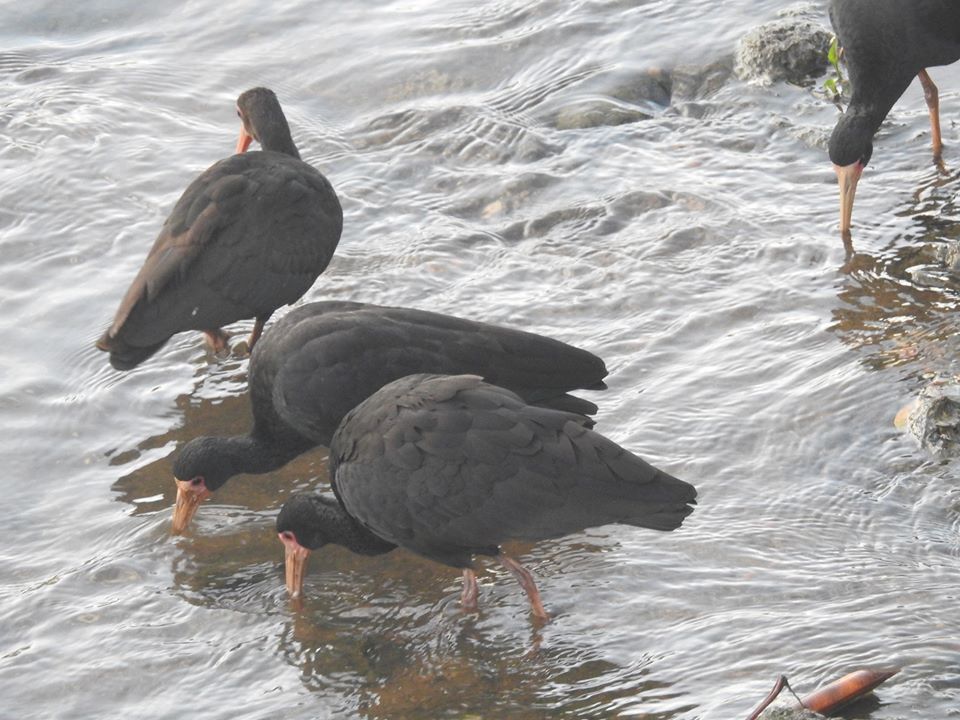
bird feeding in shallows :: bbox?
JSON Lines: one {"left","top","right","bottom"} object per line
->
{"left": 826, "top": 0, "right": 960, "bottom": 240}
{"left": 276, "top": 373, "right": 697, "bottom": 621}
{"left": 169, "top": 300, "right": 609, "bottom": 533}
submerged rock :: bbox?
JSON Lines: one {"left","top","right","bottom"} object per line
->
{"left": 552, "top": 99, "right": 653, "bottom": 130}
{"left": 542, "top": 60, "right": 734, "bottom": 129}
{"left": 540, "top": 67, "right": 670, "bottom": 130}
{"left": 735, "top": 16, "right": 831, "bottom": 85}
{"left": 604, "top": 67, "right": 673, "bottom": 108}
{"left": 670, "top": 57, "right": 734, "bottom": 104}
{"left": 906, "top": 381, "right": 960, "bottom": 456}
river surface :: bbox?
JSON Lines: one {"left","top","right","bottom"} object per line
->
{"left": 2, "top": 1, "right": 959, "bottom": 718}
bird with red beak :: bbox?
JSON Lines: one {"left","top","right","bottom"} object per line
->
{"left": 827, "top": 0, "right": 960, "bottom": 240}
{"left": 828, "top": 110, "right": 873, "bottom": 241}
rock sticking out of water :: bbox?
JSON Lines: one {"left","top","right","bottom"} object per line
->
{"left": 905, "top": 239, "right": 960, "bottom": 289}
{"left": 734, "top": 16, "right": 831, "bottom": 85}
{"left": 907, "top": 381, "right": 960, "bottom": 456}
{"left": 932, "top": 239, "right": 960, "bottom": 273}
{"left": 758, "top": 706, "right": 824, "bottom": 720}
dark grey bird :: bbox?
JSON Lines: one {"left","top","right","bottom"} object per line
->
{"left": 828, "top": 0, "right": 960, "bottom": 238}
{"left": 276, "top": 373, "right": 696, "bottom": 621}
{"left": 171, "top": 302, "right": 608, "bottom": 532}
{"left": 96, "top": 87, "right": 342, "bottom": 370}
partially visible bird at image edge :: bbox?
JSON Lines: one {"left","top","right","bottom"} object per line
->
{"left": 827, "top": 0, "right": 960, "bottom": 238}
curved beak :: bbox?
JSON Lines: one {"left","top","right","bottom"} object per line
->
{"left": 235, "top": 125, "right": 254, "bottom": 154}
{"left": 171, "top": 479, "right": 211, "bottom": 534}
{"left": 279, "top": 532, "right": 311, "bottom": 600}
{"left": 834, "top": 161, "right": 864, "bottom": 239}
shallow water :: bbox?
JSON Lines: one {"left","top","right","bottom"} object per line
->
{"left": 2, "top": 0, "right": 959, "bottom": 717}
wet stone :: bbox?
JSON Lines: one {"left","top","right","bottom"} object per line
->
{"left": 758, "top": 706, "right": 824, "bottom": 720}
{"left": 670, "top": 58, "right": 734, "bottom": 103}
{"left": 605, "top": 68, "right": 672, "bottom": 108}
{"left": 734, "top": 17, "right": 831, "bottom": 85}
{"left": 540, "top": 66, "right": 673, "bottom": 130}
{"left": 542, "top": 61, "right": 736, "bottom": 129}
{"left": 907, "top": 382, "right": 960, "bottom": 457}
{"left": 932, "top": 239, "right": 960, "bottom": 273}
{"left": 906, "top": 240, "right": 960, "bottom": 287}
{"left": 552, "top": 99, "right": 652, "bottom": 130}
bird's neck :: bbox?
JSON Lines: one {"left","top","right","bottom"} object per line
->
{"left": 859, "top": 106, "right": 889, "bottom": 133}
{"left": 316, "top": 498, "right": 397, "bottom": 557}
{"left": 848, "top": 73, "right": 915, "bottom": 131}
{"left": 258, "top": 121, "right": 301, "bottom": 159}
{"left": 218, "top": 433, "right": 302, "bottom": 478}
{"left": 840, "top": 102, "right": 886, "bottom": 136}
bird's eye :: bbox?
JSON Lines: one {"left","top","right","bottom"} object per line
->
{"left": 236, "top": 109, "right": 242, "bottom": 118}
{"left": 280, "top": 531, "right": 295, "bottom": 542}
{"left": 191, "top": 477, "right": 204, "bottom": 487}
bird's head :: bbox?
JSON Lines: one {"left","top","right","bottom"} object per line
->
{"left": 276, "top": 493, "right": 340, "bottom": 599}
{"left": 234, "top": 87, "right": 297, "bottom": 157}
{"left": 828, "top": 111, "right": 875, "bottom": 169}
{"left": 828, "top": 112, "right": 876, "bottom": 238}
{"left": 170, "top": 437, "right": 234, "bottom": 534}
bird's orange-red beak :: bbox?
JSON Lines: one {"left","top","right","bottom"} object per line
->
{"left": 171, "top": 478, "right": 211, "bottom": 534}
{"left": 279, "top": 531, "right": 311, "bottom": 600}
{"left": 834, "top": 161, "right": 864, "bottom": 239}
{"left": 235, "top": 126, "right": 254, "bottom": 154}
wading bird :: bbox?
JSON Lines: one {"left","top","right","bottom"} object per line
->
{"left": 277, "top": 373, "right": 696, "bottom": 621}
{"left": 171, "top": 302, "right": 608, "bottom": 532}
{"left": 828, "top": 0, "right": 960, "bottom": 238}
{"left": 97, "top": 87, "right": 342, "bottom": 369}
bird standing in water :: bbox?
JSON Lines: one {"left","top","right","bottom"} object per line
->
{"left": 170, "top": 301, "right": 608, "bottom": 532}
{"left": 828, "top": 0, "right": 960, "bottom": 240}
{"left": 277, "top": 373, "right": 696, "bottom": 621}
{"left": 97, "top": 87, "right": 342, "bottom": 370}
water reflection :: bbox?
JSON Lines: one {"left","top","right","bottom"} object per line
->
{"left": 840, "top": 693, "right": 885, "bottom": 717}
{"left": 108, "top": 350, "right": 328, "bottom": 512}
{"left": 170, "top": 523, "right": 286, "bottom": 611}
{"left": 157, "top": 453, "right": 693, "bottom": 718}
{"left": 831, "top": 229, "right": 960, "bottom": 378}
{"left": 274, "top": 559, "right": 688, "bottom": 719}
{"left": 901, "top": 164, "right": 960, "bottom": 235}
{"left": 324, "top": 545, "right": 691, "bottom": 716}
{"left": 109, "top": 368, "right": 251, "bottom": 513}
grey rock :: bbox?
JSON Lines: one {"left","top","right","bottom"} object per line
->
{"left": 540, "top": 60, "right": 735, "bottom": 130}
{"left": 906, "top": 240, "right": 960, "bottom": 287}
{"left": 735, "top": 17, "right": 832, "bottom": 85}
{"left": 907, "top": 382, "right": 960, "bottom": 456}
{"left": 539, "top": 67, "right": 670, "bottom": 130}
{"left": 552, "top": 99, "right": 652, "bottom": 130}
{"left": 933, "top": 239, "right": 960, "bottom": 272}
{"left": 671, "top": 57, "right": 734, "bottom": 103}
{"left": 758, "top": 706, "right": 824, "bottom": 720}
{"left": 595, "top": 67, "right": 672, "bottom": 108}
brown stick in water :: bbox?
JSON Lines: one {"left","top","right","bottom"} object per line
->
{"left": 745, "top": 667, "right": 899, "bottom": 719}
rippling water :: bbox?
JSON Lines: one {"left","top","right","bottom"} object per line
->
{"left": 2, "top": 0, "right": 959, "bottom": 717}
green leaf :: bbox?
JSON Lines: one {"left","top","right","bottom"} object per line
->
{"left": 828, "top": 36, "right": 839, "bottom": 66}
